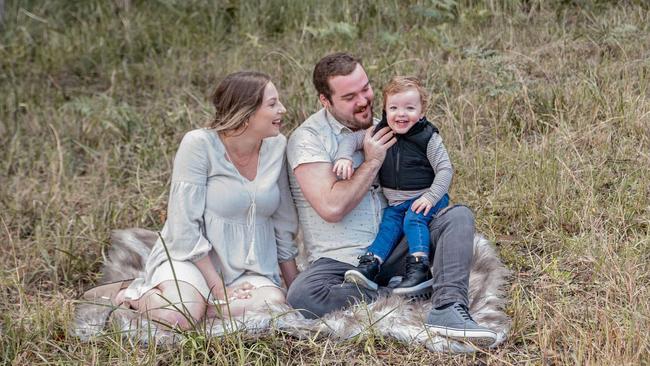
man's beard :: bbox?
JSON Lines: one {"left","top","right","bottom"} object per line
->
{"left": 328, "top": 104, "right": 373, "bottom": 131}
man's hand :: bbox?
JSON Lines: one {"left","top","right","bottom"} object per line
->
{"left": 333, "top": 158, "right": 354, "bottom": 179}
{"left": 411, "top": 196, "right": 434, "bottom": 216}
{"left": 363, "top": 126, "right": 396, "bottom": 165}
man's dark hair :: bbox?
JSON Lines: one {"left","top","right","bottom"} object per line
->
{"left": 313, "top": 52, "right": 362, "bottom": 102}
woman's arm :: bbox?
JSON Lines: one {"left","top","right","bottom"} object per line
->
{"left": 194, "top": 255, "right": 227, "bottom": 299}
{"left": 161, "top": 132, "right": 215, "bottom": 263}
{"left": 195, "top": 255, "right": 252, "bottom": 302}
{"left": 271, "top": 146, "right": 301, "bottom": 290}
{"left": 279, "top": 259, "right": 298, "bottom": 288}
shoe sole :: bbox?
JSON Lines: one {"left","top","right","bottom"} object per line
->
{"left": 344, "top": 271, "right": 378, "bottom": 291}
{"left": 425, "top": 325, "right": 497, "bottom": 348}
{"left": 403, "top": 286, "right": 433, "bottom": 302}
{"left": 391, "top": 278, "right": 433, "bottom": 301}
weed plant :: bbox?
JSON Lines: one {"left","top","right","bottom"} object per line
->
{"left": 1, "top": 0, "right": 649, "bottom": 364}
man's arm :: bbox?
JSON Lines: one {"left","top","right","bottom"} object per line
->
{"left": 294, "top": 127, "right": 395, "bottom": 222}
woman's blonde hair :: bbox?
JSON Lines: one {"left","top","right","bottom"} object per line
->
{"left": 207, "top": 71, "right": 271, "bottom": 132}
{"left": 382, "top": 76, "right": 428, "bottom": 111}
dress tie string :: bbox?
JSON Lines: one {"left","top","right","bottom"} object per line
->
{"left": 222, "top": 140, "right": 261, "bottom": 267}
{"left": 244, "top": 194, "right": 257, "bottom": 265}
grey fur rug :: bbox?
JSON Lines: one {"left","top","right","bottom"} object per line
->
{"left": 73, "top": 228, "right": 511, "bottom": 353}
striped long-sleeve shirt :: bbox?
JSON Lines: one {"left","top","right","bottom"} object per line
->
{"left": 335, "top": 128, "right": 453, "bottom": 207}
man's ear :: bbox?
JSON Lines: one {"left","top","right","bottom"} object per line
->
{"left": 319, "top": 94, "right": 331, "bottom": 109}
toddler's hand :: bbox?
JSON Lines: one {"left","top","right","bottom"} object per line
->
{"left": 332, "top": 159, "right": 354, "bottom": 179}
{"left": 411, "top": 196, "right": 434, "bottom": 216}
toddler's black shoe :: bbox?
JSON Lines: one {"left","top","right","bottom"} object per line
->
{"left": 344, "top": 254, "right": 381, "bottom": 290}
{"left": 392, "top": 255, "right": 433, "bottom": 299}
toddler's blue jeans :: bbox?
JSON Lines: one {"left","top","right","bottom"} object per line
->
{"left": 367, "top": 194, "right": 449, "bottom": 261}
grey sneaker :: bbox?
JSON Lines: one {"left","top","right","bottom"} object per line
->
{"left": 425, "top": 303, "right": 497, "bottom": 348}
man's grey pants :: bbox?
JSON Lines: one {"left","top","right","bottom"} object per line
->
{"left": 286, "top": 205, "right": 475, "bottom": 319}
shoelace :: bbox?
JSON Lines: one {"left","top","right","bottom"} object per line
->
{"left": 454, "top": 303, "right": 475, "bottom": 322}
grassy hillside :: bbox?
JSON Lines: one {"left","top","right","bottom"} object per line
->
{"left": 1, "top": 0, "right": 648, "bottom": 364}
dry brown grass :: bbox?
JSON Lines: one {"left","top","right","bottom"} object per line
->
{"left": 1, "top": 0, "right": 649, "bottom": 364}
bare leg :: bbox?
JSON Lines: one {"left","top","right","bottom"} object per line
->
{"left": 125, "top": 280, "right": 206, "bottom": 330}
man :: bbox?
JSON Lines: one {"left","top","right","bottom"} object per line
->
{"left": 286, "top": 52, "right": 497, "bottom": 347}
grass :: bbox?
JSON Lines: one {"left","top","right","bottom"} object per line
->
{"left": 1, "top": 0, "right": 649, "bottom": 364}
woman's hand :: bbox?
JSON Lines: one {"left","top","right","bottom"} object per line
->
{"left": 411, "top": 196, "right": 434, "bottom": 216}
{"left": 206, "top": 282, "right": 254, "bottom": 318}
{"left": 195, "top": 255, "right": 252, "bottom": 303}
{"left": 211, "top": 281, "right": 254, "bottom": 303}
{"left": 332, "top": 159, "right": 354, "bottom": 180}
{"left": 226, "top": 282, "right": 254, "bottom": 300}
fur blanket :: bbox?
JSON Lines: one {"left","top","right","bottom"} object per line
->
{"left": 73, "top": 228, "right": 511, "bottom": 353}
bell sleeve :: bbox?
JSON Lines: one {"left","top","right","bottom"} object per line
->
{"left": 158, "top": 131, "right": 212, "bottom": 262}
{"left": 272, "top": 157, "right": 299, "bottom": 263}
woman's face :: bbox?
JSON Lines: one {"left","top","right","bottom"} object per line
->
{"left": 246, "top": 82, "right": 286, "bottom": 139}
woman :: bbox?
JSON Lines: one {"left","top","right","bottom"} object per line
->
{"left": 83, "top": 71, "right": 299, "bottom": 329}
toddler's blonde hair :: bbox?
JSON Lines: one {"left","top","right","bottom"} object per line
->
{"left": 382, "top": 76, "right": 428, "bottom": 111}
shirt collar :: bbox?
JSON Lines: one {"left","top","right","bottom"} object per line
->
{"left": 324, "top": 109, "right": 353, "bottom": 135}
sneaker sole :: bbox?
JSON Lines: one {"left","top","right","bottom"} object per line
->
{"left": 403, "top": 286, "right": 432, "bottom": 302}
{"left": 344, "top": 271, "right": 378, "bottom": 291}
{"left": 425, "top": 325, "right": 497, "bottom": 348}
{"left": 393, "top": 278, "right": 433, "bottom": 296}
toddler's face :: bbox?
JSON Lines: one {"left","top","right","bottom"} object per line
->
{"left": 385, "top": 88, "right": 424, "bottom": 135}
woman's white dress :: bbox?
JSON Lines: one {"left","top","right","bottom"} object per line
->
{"left": 123, "top": 128, "right": 298, "bottom": 300}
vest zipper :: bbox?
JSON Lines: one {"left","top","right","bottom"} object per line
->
{"left": 395, "top": 139, "right": 401, "bottom": 190}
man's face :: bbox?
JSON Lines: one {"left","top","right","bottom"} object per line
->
{"left": 320, "top": 64, "right": 374, "bottom": 130}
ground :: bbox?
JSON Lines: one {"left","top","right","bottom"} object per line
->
{"left": 1, "top": 0, "right": 649, "bottom": 364}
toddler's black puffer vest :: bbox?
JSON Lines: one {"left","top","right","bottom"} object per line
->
{"left": 374, "top": 113, "right": 439, "bottom": 191}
